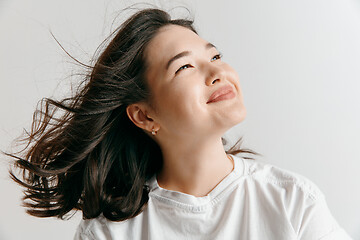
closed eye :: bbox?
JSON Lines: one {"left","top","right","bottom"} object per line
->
{"left": 175, "top": 64, "right": 192, "bottom": 74}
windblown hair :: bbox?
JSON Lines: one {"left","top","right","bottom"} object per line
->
{"left": 5, "top": 7, "right": 260, "bottom": 221}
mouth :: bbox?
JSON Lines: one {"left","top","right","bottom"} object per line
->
{"left": 207, "top": 85, "right": 235, "bottom": 104}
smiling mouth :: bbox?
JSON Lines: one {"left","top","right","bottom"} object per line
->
{"left": 207, "top": 90, "right": 235, "bottom": 104}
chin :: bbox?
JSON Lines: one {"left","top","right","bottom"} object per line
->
{"left": 210, "top": 99, "right": 247, "bottom": 128}
{"left": 230, "top": 104, "right": 247, "bottom": 125}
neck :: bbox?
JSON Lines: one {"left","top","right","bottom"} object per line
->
{"left": 156, "top": 137, "right": 234, "bottom": 197}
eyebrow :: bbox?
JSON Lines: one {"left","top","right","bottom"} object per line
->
{"left": 165, "top": 42, "right": 217, "bottom": 70}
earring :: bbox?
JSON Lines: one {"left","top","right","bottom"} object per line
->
{"left": 151, "top": 128, "right": 157, "bottom": 136}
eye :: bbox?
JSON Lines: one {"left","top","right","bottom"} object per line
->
{"left": 211, "top": 53, "right": 222, "bottom": 62}
{"left": 175, "top": 64, "right": 192, "bottom": 74}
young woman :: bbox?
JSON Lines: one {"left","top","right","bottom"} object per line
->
{"left": 6, "top": 7, "right": 352, "bottom": 240}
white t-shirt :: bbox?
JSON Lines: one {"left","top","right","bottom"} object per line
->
{"left": 74, "top": 154, "right": 352, "bottom": 240}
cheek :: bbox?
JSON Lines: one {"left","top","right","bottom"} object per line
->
{"left": 156, "top": 83, "right": 204, "bottom": 122}
{"left": 225, "top": 64, "right": 239, "bottom": 82}
{"left": 225, "top": 65, "right": 243, "bottom": 98}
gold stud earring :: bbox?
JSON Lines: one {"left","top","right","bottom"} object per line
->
{"left": 151, "top": 128, "right": 157, "bottom": 135}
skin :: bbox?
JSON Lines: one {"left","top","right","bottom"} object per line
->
{"left": 126, "top": 24, "right": 246, "bottom": 197}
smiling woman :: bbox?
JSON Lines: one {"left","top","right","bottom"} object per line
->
{"left": 4, "top": 7, "right": 353, "bottom": 240}
{"left": 128, "top": 23, "right": 247, "bottom": 197}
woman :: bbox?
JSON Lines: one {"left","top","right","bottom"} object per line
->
{"left": 6, "top": 7, "right": 352, "bottom": 240}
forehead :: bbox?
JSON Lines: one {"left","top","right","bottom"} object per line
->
{"left": 145, "top": 24, "right": 207, "bottom": 66}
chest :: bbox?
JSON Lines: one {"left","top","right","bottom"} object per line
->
{"left": 110, "top": 192, "right": 297, "bottom": 240}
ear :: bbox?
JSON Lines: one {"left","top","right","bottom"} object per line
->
{"left": 126, "top": 102, "right": 158, "bottom": 132}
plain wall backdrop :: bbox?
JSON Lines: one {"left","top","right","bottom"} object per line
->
{"left": 1, "top": 0, "right": 359, "bottom": 239}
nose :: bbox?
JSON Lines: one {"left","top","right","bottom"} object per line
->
{"left": 204, "top": 63, "right": 226, "bottom": 86}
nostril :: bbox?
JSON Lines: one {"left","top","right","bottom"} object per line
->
{"left": 212, "top": 79, "right": 220, "bottom": 84}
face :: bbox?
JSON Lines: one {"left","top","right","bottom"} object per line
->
{"left": 143, "top": 24, "right": 246, "bottom": 141}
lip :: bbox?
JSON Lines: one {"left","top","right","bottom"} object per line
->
{"left": 207, "top": 85, "right": 235, "bottom": 104}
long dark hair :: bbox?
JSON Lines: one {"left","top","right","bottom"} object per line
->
{"left": 4, "top": 7, "right": 260, "bottom": 222}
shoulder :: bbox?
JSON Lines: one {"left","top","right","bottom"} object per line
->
{"left": 241, "top": 158, "right": 325, "bottom": 201}
{"left": 239, "top": 159, "right": 351, "bottom": 238}
{"left": 74, "top": 215, "right": 112, "bottom": 240}
{"left": 74, "top": 213, "right": 142, "bottom": 240}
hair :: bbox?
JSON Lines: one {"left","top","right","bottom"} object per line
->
{"left": 4, "top": 7, "right": 260, "bottom": 222}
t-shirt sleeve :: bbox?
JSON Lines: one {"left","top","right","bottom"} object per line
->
{"left": 73, "top": 218, "right": 112, "bottom": 240}
{"left": 296, "top": 194, "right": 353, "bottom": 240}
{"left": 283, "top": 174, "right": 353, "bottom": 240}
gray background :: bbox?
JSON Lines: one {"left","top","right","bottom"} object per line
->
{"left": 0, "top": 0, "right": 359, "bottom": 239}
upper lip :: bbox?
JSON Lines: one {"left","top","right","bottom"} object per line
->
{"left": 207, "top": 85, "right": 234, "bottom": 104}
